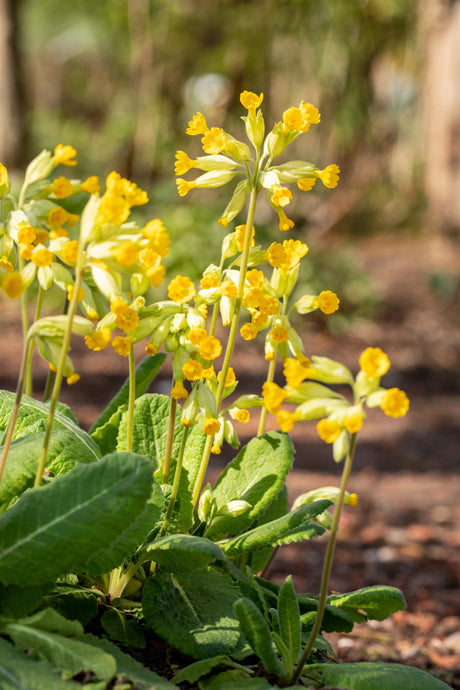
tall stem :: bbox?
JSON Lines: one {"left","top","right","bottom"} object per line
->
{"left": 162, "top": 397, "right": 177, "bottom": 484}
{"left": 257, "top": 356, "right": 276, "bottom": 436}
{"left": 33, "top": 247, "right": 85, "bottom": 487}
{"left": 126, "top": 344, "right": 136, "bottom": 452}
{"left": 290, "top": 433, "right": 357, "bottom": 684}
{"left": 191, "top": 188, "right": 259, "bottom": 505}
{"left": 0, "top": 337, "right": 32, "bottom": 486}
{"left": 24, "top": 286, "right": 44, "bottom": 397}
{"left": 159, "top": 426, "right": 190, "bottom": 536}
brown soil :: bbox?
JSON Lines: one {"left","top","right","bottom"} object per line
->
{"left": 0, "top": 233, "right": 459, "bottom": 687}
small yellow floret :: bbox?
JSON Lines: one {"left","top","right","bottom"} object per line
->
{"left": 317, "top": 290, "right": 340, "bottom": 315}
{"left": 317, "top": 418, "right": 341, "bottom": 444}
{"left": 201, "top": 127, "right": 227, "bottom": 155}
{"left": 80, "top": 176, "right": 101, "bottom": 194}
{"left": 359, "top": 347, "right": 390, "bottom": 378}
{"left": 182, "top": 359, "right": 203, "bottom": 381}
{"left": 276, "top": 409, "right": 299, "bottom": 432}
{"left": 217, "top": 367, "right": 236, "bottom": 387}
{"left": 271, "top": 325, "right": 289, "bottom": 344}
{"left": 235, "top": 224, "right": 255, "bottom": 252}
{"left": 262, "top": 381, "right": 289, "bottom": 414}
{"left": 186, "top": 112, "right": 208, "bottom": 135}
{"left": 54, "top": 144, "right": 77, "bottom": 167}
{"left": 112, "top": 336, "right": 132, "bottom": 357}
{"left": 235, "top": 409, "right": 250, "bottom": 423}
{"left": 202, "top": 416, "right": 221, "bottom": 436}
{"left": 240, "top": 322, "right": 258, "bottom": 341}
{"left": 344, "top": 414, "right": 364, "bottom": 434}
{"left": 297, "top": 178, "right": 316, "bottom": 192}
{"left": 145, "top": 343, "right": 158, "bottom": 356}
{"left": 1, "top": 272, "right": 24, "bottom": 299}
{"left": 32, "top": 247, "right": 53, "bottom": 268}
{"left": 319, "top": 164, "right": 340, "bottom": 189}
{"left": 381, "top": 388, "right": 409, "bottom": 418}
{"left": 17, "top": 225, "right": 36, "bottom": 245}
{"left": 66, "top": 372, "right": 80, "bottom": 385}
{"left": 85, "top": 328, "right": 111, "bottom": 351}
{"left": 175, "top": 151, "right": 196, "bottom": 175}
{"left": 167, "top": 275, "right": 196, "bottom": 303}
{"left": 171, "top": 382, "right": 188, "bottom": 399}
{"left": 198, "top": 335, "right": 222, "bottom": 361}
{"left": 271, "top": 185, "right": 292, "bottom": 208}
{"left": 283, "top": 357, "right": 311, "bottom": 388}
{"left": 176, "top": 178, "right": 197, "bottom": 197}
{"left": 240, "top": 90, "right": 263, "bottom": 117}
{"left": 48, "top": 206, "right": 69, "bottom": 227}
{"left": 51, "top": 177, "right": 73, "bottom": 199}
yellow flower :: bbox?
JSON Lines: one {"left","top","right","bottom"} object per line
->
{"left": 99, "top": 193, "right": 130, "bottom": 224}
{"left": 113, "top": 242, "right": 139, "bottom": 267}
{"left": 277, "top": 209, "right": 295, "bottom": 231}
{"left": 240, "top": 90, "right": 263, "bottom": 117}
{"left": 54, "top": 144, "right": 77, "bottom": 167}
{"left": 112, "top": 335, "right": 132, "bottom": 357}
{"left": 243, "top": 287, "right": 264, "bottom": 310}
{"left": 139, "top": 248, "right": 161, "bottom": 269}
{"left": 0, "top": 162, "right": 10, "bottom": 196}
{"left": 344, "top": 413, "right": 364, "bottom": 434}
{"left": 211, "top": 442, "right": 222, "bottom": 454}
{"left": 262, "top": 381, "right": 288, "bottom": 414}
{"left": 145, "top": 343, "right": 158, "bottom": 356}
{"left": 259, "top": 295, "right": 278, "bottom": 316}
{"left": 60, "top": 240, "right": 79, "bottom": 265}
{"left": 271, "top": 185, "right": 292, "bottom": 208}
{"left": 17, "top": 224, "right": 36, "bottom": 245}
{"left": 276, "top": 409, "right": 299, "bottom": 432}
{"left": 142, "top": 219, "right": 170, "bottom": 256}
{"left": 51, "top": 176, "right": 73, "bottom": 199}
{"left": 271, "top": 325, "right": 289, "bottom": 343}
{"left": 189, "top": 327, "right": 208, "bottom": 346}
{"left": 67, "top": 285, "right": 85, "bottom": 302}
{"left": 318, "top": 164, "right": 340, "bottom": 189}
{"left": 203, "top": 416, "right": 221, "bottom": 436}
{"left": 381, "top": 388, "right": 409, "bottom": 418}
{"left": 66, "top": 372, "right": 80, "bottom": 385}
{"left": 35, "top": 228, "right": 49, "bottom": 243}
{"left": 281, "top": 239, "right": 309, "bottom": 272}
{"left": 283, "top": 356, "right": 311, "bottom": 388}
{"left": 299, "top": 101, "right": 320, "bottom": 128}
{"left": 201, "top": 127, "right": 227, "bottom": 155}
{"left": 219, "top": 280, "right": 237, "bottom": 298}
{"left": 168, "top": 275, "right": 196, "bottom": 303}
{"left": 1, "top": 272, "right": 23, "bottom": 299}
{"left": 182, "top": 359, "right": 203, "bottom": 381}
{"left": 202, "top": 365, "right": 215, "bottom": 379}
{"left": 145, "top": 264, "right": 166, "bottom": 287}
{"left": 359, "top": 347, "right": 390, "bottom": 378}
{"left": 235, "top": 409, "right": 250, "bottom": 423}
{"left": 267, "top": 242, "right": 286, "bottom": 268}
{"left": 111, "top": 299, "right": 139, "bottom": 333}
{"left": 240, "top": 322, "right": 258, "bottom": 340}
{"left": 176, "top": 178, "right": 197, "bottom": 197}
{"left": 218, "top": 367, "right": 236, "bottom": 387}
{"left": 297, "top": 177, "right": 316, "bottom": 192}
{"left": 317, "top": 290, "right": 340, "bottom": 315}
{"left": 171, "top": 382, "right": 188, "bottom": 399}
{"left": 317, "top": 418, "right": 341, "bottom": 443}
{"left": 20, "top": 245, "right": 34, "bottom": 261}
{"left": 31, "top": 247, "right": 53, "bottom": 267}
{"left": 48, "top": 206, "right": 69, "bottom": 227}
{"left": 198, "top": 335, "right": 222, "bottom": 361}
{"left": 85, "top": 328, "right": 112, "bottom": 351}
{"left": 175, "top": 151, "right": 196, "bottom": 175}
{"left": 246, "top": 269, "right": 264, "bottom": 288}
{"left": 186, "top": 112, "right": 208, "bottom": 135}
{"left": 235, "top": 224, "right": 255, "bottom": 252}
{"left": 0, "top": 256, "right": 13, "bottom": 272}
{"left": 282, "top": 106, "right": 304, "bottom": 132}
{"left": 347, "top": 493, "right": 358, "bottom": 507}
{"left": 80, "top": 176, "right": 101, "bottom": 194}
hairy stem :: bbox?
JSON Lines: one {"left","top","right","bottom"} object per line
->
{"left": 291, "top": 433, "right": 357, "bottom": 684}
{"left": 162, "top": 396, "right": 177, "bottom": 484}
{"left": 257, "top": 356, "right": 276, "bottom": 436}
{"left": 0, "top": 337, "right": 32, "bottom": 486}
{"left": 191, "top": 187, "right": 259, "bottom": 505}
{"left": 126, "top": 344, "right": 136, "bottom": 452}
{"left": 24, "top": 286, "right": 44, "bottom": 397}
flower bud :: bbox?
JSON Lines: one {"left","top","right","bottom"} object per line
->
{"left": 131, "top": 272, "right": 150, "bottom": 297}
{"left": 24, "top": 150, "right": 54, "bottom": 186}
{"left": 243, "top": 109, "right": 265, "bottom": 150}
{"left": 223, "top": 134, "right": 251, "bottom": 162}
{"left": 218, "top": 180, "right": 249, "bottom": 228}
{"left": 333, "top": 429, "right": 349, "bottom": 463}
{"left": 198, "top": 486, "right": 214, "bottom": 522}
{"left": 218, "top": 499, "right": 252, "bottom": 517}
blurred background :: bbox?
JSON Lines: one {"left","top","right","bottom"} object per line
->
{"left": 1, "top": 1, "right": 460, "bottom": 678}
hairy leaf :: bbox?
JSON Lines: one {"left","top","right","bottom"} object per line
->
{"left": 327, "top": 585, "right": 406, "bottom": 622}
{"left": 146, "top": 534, "right": 225, "bottom": 573}
{"left": 89, "top": 353, "right": 166, "bottom": 434}
{"left": 247, "top": 485, "right": 289, "bottom": 573}
{"left": 43, "top": 586, "right": 99, "bottom": 626}
{"left": 278, "top": 576, "right": 300, "bottom": 667}
{"left": 234, "top": 597, "right": 283, "bottom": 676}
{"left": 305, "top": 662, "right": 453, "bottom": 689}
{"left": 205, "top": 431, "right": 295, "bottom": 540}
{"left": 198, "top": 669, "right": 274, "bottom": 689}
{"left": 101, "top": 609, "right": 145, "bottom": 649}
{"left": 143, "top": 568, "right": 241, "bottom": 659}
{"left": 172, "top": 655, "right": 248, "bottom": 684}
{"left": 220, "top": 501, "right": 330, "bottom": 557}
{"left": 0, "top": 452, "right": 153, "bottom": 585}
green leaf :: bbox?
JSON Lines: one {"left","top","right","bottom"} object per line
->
{"left": 305, "top": 662, "right": 453, "bottom": 690}
{"left": 146, "top": 534, "right": 225, "bottom": 573}
{"left": 172, "top": 656, "right": 248, "bottom": 684}
{"left": 101, "top": 608, "right": 145, "bottom": 649}
{"left": 0, "top": 429, "right": 100, "bottom": 512}
{"left": 0, "top": 390, "right": 101, "bottom": 461}
{"left": 43, "top": 586, "right": 99, "bottom": 626}
{"left": 82, "top": 634, "right": 176, "bottom": 689}
{"left": 205, "top": 431, "right": 295, "bottom": 540}
{"left": 198, "top": 670, "right": 274, "bottom": 689}
{"left": 277, "top": 576, "right": 300, "bottom": 667}
{"left": 220, "top": 501, "right": 330, "bottom": 557}
{"left": 0, "top": 636, "right": 84, "bottom": 689}
{"left": 0, "top": 582, "right": 49, "bottom": 617}
{"left": 143, "top": 568, "right": 241, "bottom": 659}
{"left": 233, "top": 597, "right": 283, "bottom": 676}
{"left": 0, "top": 609, "right": 115, "bottom": 681}
{"left": 327, "top": 585, "right": 406, "bottom": 622}
{"left": 0, "top": 452, "right": 153, "bottom": 586}
{"left": 247, "top": 485, "right": 289, "bottom": 573}
{"left": 117, "top": 394, "right": 183, "bottom": 470}
{"left": 89, "top": 404, "right": 127, "bottom": 456}
{"left": 89, "top": 353, "right": 166, "bottom": 434}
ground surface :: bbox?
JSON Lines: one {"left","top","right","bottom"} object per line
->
{"left": 0, "top": 232, "right": 459, "bottom": 687}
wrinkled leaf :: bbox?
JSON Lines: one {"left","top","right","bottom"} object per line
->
{"left": 327, "top": 585, "right": 406, "bottom": 622}
{"left": 234, "top": 597, "right": 283, "bottom": 676}
{"left": 146, "top": 534, "right": 225, "bottom": 573}
{"left": 305, "top": 662, "right": 453, "bottom": 690}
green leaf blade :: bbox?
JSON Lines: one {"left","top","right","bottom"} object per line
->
{"left": 306, "top": 662, "right": 453, "bottom": 690}
{"left": 234, "top": 597, "right": 283, "bottom": 676}
{"left": 277, "top": 576, "right": 300, "bottom": 667}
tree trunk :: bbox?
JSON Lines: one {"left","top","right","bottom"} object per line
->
{"left": 0, "top": 0, "right": 26, "bottom": 166}
{"left": 421, "top": 0, "right": 460, "bottom": 231}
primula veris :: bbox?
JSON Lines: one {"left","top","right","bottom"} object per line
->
{"left": 381, "top": 388, "right": 409, "bottom": 417}
{"left": 186, "top": 112, "right": 208, "bottom": 135}
{"left": 359, "top": 347, "right": 390, "bottom": 378}
{"left": 80, "top": 176, "right": 101, "bottom": 194}
{"left": 0, "top": 162, "right": 10, "bottom": 197}
{"left": 262, "top": 381, "right": 289, "bottom": 414}
{"left": 182, "top": 359, "right": 203, "bottom": 381}
{"left": 283, "top": 357, "right": 311, "bottom": 388}
{"left": 51, "top": 177, "right": 73, "bottom": 199}
{"left": 84, "top": 328, "right": 112, "bottom": 351}
{"left": 317, "top": 290, "right": 340, "bottom": 315}
{"left": 1, "top": 272, "right": 23, "bottom": 299}
{"left": 53, "top": 144, "right": 77, "bottom": 167}
{"left": 318, "top": 164, "right": 340, "bottom": 189}
{"left": 112, "top": 335, "right": 132, "bottom": 357}
{"left": 202, "top": 416, "right": 221, "bottom": 436}
{"left": 168, "top": 275, "right": 196, "bottom": 303}
{"left": 317, "top": 418, "right": 342, "bottom": 443}
{"left": 240, "top": 90, "right": 263, "bottom": 117}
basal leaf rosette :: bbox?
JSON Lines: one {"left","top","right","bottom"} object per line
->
{"left": 176, "top": 90, "right": 340, "bottom": 231}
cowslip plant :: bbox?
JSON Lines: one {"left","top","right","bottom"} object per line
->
{"left": 0, "top": 93, "right": 452, "bottom": 690}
